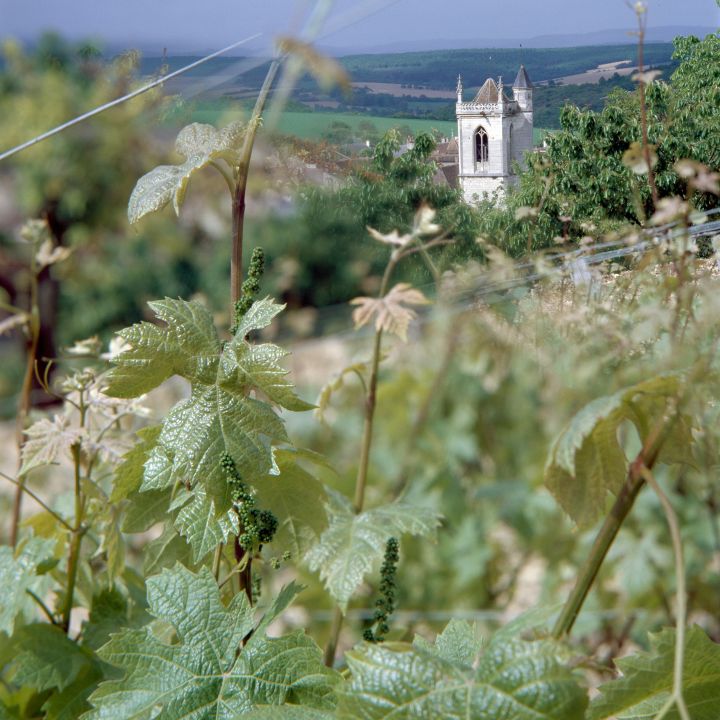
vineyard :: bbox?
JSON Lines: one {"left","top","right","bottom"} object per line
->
{"left": 0, "top": 6, "right": 719, "bottom": 720}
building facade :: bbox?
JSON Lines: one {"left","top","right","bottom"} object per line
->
{"left": 456, "top": 65, "right": 533, "bottom": 203}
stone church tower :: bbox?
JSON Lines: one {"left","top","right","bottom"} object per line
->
{"left": 456, "top": 65, "right": 533, "bottom": 202}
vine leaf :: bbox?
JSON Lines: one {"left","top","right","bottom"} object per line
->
{"left": 128, "top": 121, "right": 246, "bottom": 223}
{"left": 338, "top": 627, "right": 587, "bottom": 719}
{"left": 142, "top": 523, "right": 194, "bottom": 576}
{"left": 350, "top": 283, "right": 430, "bottom": 341}
{"left": 43, "top": 666, "right": 103, "bottom": 720}
{"left": 237, "top": 708, "right": 335, "bottom": 720}
{"left": 304, "top": 490, "right": 440, "bottom": 611}
{"left": 106, "top": 297, "right": 310, "bottom": 560}
{"left": 19, "top": 415, "right": 83, "bottom": 476}
{"left": 545, "top": 374, "right": 693, "bottom": 528}
{"left": 84, "top": 565, "right": 339, "bottom": 720}
{"left": 82, "top": 585, "right": 150, "bottom": 652}
{"left": 0, "top": 537, "right": 55, "bottom": 636}
{"left": 589, "top": 626, "right": 720, "bottom": 720}
{"left": 7, "top": 623, "right": 92, "bottom": 693}
{"left": 414, "top": 619, "right": 482, "bottom": 667}
{"left": 110, "top": 425, "right": 161, "bottom": 502}
{"left": 254, "top": 449, "right": 329, "bottom": 557}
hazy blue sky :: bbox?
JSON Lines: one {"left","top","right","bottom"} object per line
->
{"left": 1, "top": 0, "right": 718, "bottom": 53}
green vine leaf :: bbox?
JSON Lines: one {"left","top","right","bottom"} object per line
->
{"left": 110, "top": 425, "right": 161, "bottom": 502}
{"left": 305, "top": 491, "right": 440, "bottom": 611}
{"left": 0, "top": 537, "right": 55, "bottom": 636}
{"left": 545, "top": 374, "right": 693, "bottom": 528}
{"left": 43, "top": 666, "right": 103, "bottom": 720}
{"left": 237, "top": 707, "right": 335, "bottom": 720}
{"left": 7, "top": 623, "right": 92, "bottom": 694}
{"left": 589, "top": 626, "right": 720, "bottom": 720}
{"left": 128, "top": 121, "right": 246, "bottom": 223}
{"left": 84, "top": 565, "right": 339, "bottom": 720}
{"left": 106, "top": 297, "right": 310, "bottom": 559}
{"left": 254, "top": 449, "right": 329, "bottom": 557}
{"left": 82, "top": 585, "right": 150, "bottom": 652}
{"left": 142, "top": 523, "right": 194, "bottom": 576}
{"left": 338, "top": 629, "right": 587, "bottom": 719}
{"left": 413, "top": 619, "right": 482, "bottom": 667}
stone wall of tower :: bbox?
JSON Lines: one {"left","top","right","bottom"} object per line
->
{"left": 458, "top": 113, "right": 506, "bottom": 178}
{"left": 456, "top": 68, "right": 534, "bottom": 204}
{"left": 509, "top": 112, "right": 533, "bottom": 172}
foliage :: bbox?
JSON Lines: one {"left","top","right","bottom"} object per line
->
{"left": 85, "top": 566, "right": 338, "bottom": 719}
{"left": 545, "top": 374, "right": 692, "bottom": 528}
{"left": 0, "top": 35, "right": 210, "bottom": 390}
{"left": 339, "top": 626, "right": 587, "bottom": 719}
{"left": 106, "top": 296, "right": 311, "bottom": 560}
{"left": 590, "top": 626, "right": 720, "bottom": 719}
{"left": 3, "top": 26, "right": 720, "bottom": 720}
{"left": 305, "top": 490, "right": 439, "bottom": 611}
{"left": 481, "top": 31, "right": 720, "bottom": 253}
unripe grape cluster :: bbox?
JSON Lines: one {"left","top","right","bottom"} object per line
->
{"left": 220, "top": 451, "right": 278, "bottom": 551}
{"left": 232, "top": 247, "right": 265, "bottom": 333}
{"left": 363, "top": 537, "right": 399, "bottom": 643}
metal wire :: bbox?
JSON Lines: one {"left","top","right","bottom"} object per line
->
{"left": 0, "top": 35, "right": 261, "bottom": 162}
{"left": 0, "top": 0, "right": 405, "bottom": 162}
{"left": 281, "top": 211, "right": 720, "bottom": 349}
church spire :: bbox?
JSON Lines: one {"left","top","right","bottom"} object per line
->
{"left": 456, "top": 74, "right": 463, "bottom": 102}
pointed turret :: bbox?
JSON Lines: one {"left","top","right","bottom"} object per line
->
{"left": 456, "top": 74, "right": 463, "bottom": 103}
{"left": 513, "top": 65, "right": 533, "bottom": 89}
{"left": 512, "top": 65, "right": 533, "bottom": 112}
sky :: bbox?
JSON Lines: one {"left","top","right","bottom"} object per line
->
{"left": 1, "top": 0, "right": 718, "bottom": 54}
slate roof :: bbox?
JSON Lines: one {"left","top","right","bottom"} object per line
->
{"left": 513, "top": 64, "right": 533, "bottom": 89}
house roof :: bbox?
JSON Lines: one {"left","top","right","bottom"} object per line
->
{"left": 513, "top": 64, "right": 533, "bottom": 89}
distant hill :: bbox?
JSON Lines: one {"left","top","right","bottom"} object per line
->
{"left": 146, "top": 43, "right": 678, "bottom": 92}
{"left": 314, "top": 25, "right": 716, "bottom": 55}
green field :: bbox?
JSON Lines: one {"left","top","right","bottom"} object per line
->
{"left": 187, "top": 106, "right": 456, "bottom": 138}
{"left": 184, "top": 106, "right": 547, "bottom": 145}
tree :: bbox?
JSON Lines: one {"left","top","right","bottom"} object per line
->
{"left": 257, "top": 129, "right": 482, "bottom": 309}
{"left": 482, "top": 31, "right": 720, "bottom": 254}
{"left": 0, "top": 36, "right": 207, "bottom": 402}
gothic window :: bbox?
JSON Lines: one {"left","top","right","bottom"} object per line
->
{"left": 475, "top": 127, "right": 489, "bottom": 165}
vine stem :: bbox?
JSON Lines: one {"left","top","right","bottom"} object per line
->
{"left": 61, "top": 396, "right": 88, "bottom": 634}
{"left": 10, "top": 252, "right": 40, "bottom": 547}
{"left": 324, "top": 254, "right": 399, "bottom": 666}
{"left": 640, "top": 467, "right": 690, "bottom": 720}
{"left": 61, "top": 443, "right": 85, "bottom": 633}
{"left": 0, "top": 471, "right": 73, "bottom": 532}
{"left": 551, "top": 457, "right": 646, "bottom": 639}
{"left": 230, "top": 58, "right": 281, "bottom": 309}
{"left": 26, "top": 589, "right": 57, "bottom": 625}
{"left": 226, "top": 56, "right": 282, "bottom": 603}
{"left": 552, "top": 410, "right": 676, "bottom": 639}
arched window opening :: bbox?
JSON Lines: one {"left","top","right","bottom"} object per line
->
{"left": 475, "top": 127, "right": 489, "bottom": 165}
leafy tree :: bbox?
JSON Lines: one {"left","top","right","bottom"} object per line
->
{"left": 481, "top": 31, "right": 720, "bottom": 254}
{"left": 258, "top": 129, "right": 481, "bottom": 309}
{"left": 0, "top": 36, "right": 203, "bottom": 377}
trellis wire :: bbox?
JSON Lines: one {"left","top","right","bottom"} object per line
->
{"left": 282, "top": 210, "right": 720, "bottom": 349}
{"left": 0, "top": 0, "right": 404, "bottom": 162}
{"left": 0, "top": 35, "right": 261, "bottom": 163}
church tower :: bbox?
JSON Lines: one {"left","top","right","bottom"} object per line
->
{"left": 456, "top": 64, "right": 534, "bottom": 203}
